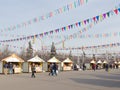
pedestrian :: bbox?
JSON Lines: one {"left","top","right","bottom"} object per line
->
{"left": 3, "top": 63, "right": 8, "bottom": 75}
{"left": 9, "top": 63, "right": 13, "bottom": 74}
{"left": 49, "top": 63, "right": 53, "bottom": 76}
{"left": 31, "top": 63, "right": 36, "bottom": 78}
{"left": 105, "top": 64, "right": 109, "bottom": 72}
{"left": 83, "top": 63, "right": 86, "bottom": 71}
{"left": 53, "top": 63, "right": 57, "bottom": 76}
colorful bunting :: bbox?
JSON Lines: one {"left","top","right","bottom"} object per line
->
{"left": 0, "top": 42, "right": 120, "bottom": 51}
{"left": 0, "top": 7, "right": 120, "bottom": 43}
{"left": 0, "top": 0, "right": 88, "bottom": 32}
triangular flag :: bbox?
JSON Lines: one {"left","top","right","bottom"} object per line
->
{"left": 84, "top": 20, "right": 87, "bottom": 25}
{"left": 86, "top": 0, "right": 88, "bottom": 3}
{"left": 78, "top": 22, "right": 81, "bottom": 26}
{"left": 76, "top": 22, "right": 78, "bottom": 27}
{"left": 96, "top": 16, "right": 99, "bottom": 21}
{"left": 118, "top": 8, "right": 120, "bottom": 12}
{"left": 103, "top": 13, "right": 106, "bottom": 19}
{"left": 86, "top": 19, "right": 89, "bottom": 23}
{"left": 93, "top": 17, "right": 96, "bottom": 21}
{"left": 107, "top": 12, "right": 110, "bottom": 17}
{"left": 68, "top": 25, "right": 71, "bottom": 29}
{"left": 114, "top": 9, "right": 118, "bottom": 14}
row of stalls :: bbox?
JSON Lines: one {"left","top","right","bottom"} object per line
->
{"left": 89, "top": 59, "right": 120, "bottom": 69}
{"left": 0, "top": 54, "right": 73, "bottom": 74}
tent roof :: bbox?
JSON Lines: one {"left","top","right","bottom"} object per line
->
{"left": 28, "top": 55, "right": 45, "bottom": 62}
{"left": 2, "top": 54, "right": 24, "bottom": 62}
{"left": 90, "top": 60, "right": 96, "bottom": 64}
{"left": 97, "top": 60, "right": 102, "bottom": 64}
{"left": 103, "top": 60, "right": 108, "bottom": 63}
{"left": 114, "top": 61, "right": 118, "bottom": 64}
{"left": 47, "top": 57, "right": 60, "bottom": 63}
{"left": 118, "top": 61, "right": 120, "bottom": 64}
{"left": 63, "top": 58, "right": 73, "bottom": 63}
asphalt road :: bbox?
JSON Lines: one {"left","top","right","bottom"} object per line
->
{"left": 0, "top": 69, "right": 120, "bottom": 90}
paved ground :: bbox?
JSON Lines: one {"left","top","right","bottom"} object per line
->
{"left": 0, "top": 69, "right": 120, "bottom": 90}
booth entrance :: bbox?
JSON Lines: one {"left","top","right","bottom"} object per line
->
{"left": 28, "top": 62, "right": 43, "bottom": 72}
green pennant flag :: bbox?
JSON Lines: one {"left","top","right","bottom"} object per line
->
{"left": 118, "top": 8, "right": 120, "bottom": 12}
{"left": 86, "top": 0, "right": 88, "bottom": 3}
{"left": 107, "top": 12, "right": 110, "bottom": 17}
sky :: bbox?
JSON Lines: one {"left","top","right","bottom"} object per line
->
{"left": 0, "top": 0, "right": 120, "bottom": 55}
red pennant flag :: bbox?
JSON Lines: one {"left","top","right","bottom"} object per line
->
{"left": 75, "top": 22, "right": 78, "bottom": 27}
{"left": 114, "top": 9, "right": 118, "bottom": 14}
{"left": 93, "top": 17, "right": 96, "bottom": 21}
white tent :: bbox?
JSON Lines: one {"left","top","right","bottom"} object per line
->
{"left": 103, "top": 60, "right": 107, "bottom": 64}
{"left": 97, "top": 60, "right": 102, "bottom": 64}
{"left": 114, "top": 61, "right": 118, "bottom": 64}
{"left": 47, "top": 57, "right": 61, "bottom": 71}
{"left": 2, "top": 54, "right": 24, "bottom": 62}
{"left": 90, "top": 60, "right": 96, "bottom": 64}
{"left": 23, "top": 55, "right": 45, "bottom": 73}
{"left": 62, "top": 58, "right": 73, "bottom": 71}
{"left": 47, "top": 57, "right": 60, "bottom": 63}
{"left": 1, "top": 54, "right": 24, "bottom": 73}
{"left": 63, "top": 58, "right": 73, "bottom": 63}
{"left": 118, "top": 61, "right": 120, "bottom": 64}
{"left": 28, "top": 55, "right": 45, "bottom": 62}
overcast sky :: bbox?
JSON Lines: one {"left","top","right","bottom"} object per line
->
{"left": 0, "top": 0, "right": 120, "bottom": 55}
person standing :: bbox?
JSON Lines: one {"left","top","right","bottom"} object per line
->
{"left": 9, "top": 63, "right": 13, "bottom": 74}
{"left": 31, "top": 63, "right": 36, "bottom": 78}
{"left": 49, "top": 63, "right": 53, "bottom": 76}
{"left": 53, "top": 63, "right": 57, "bottom": 76}
{"left": 4, "top": 63, "right": 8, "bottom": 75}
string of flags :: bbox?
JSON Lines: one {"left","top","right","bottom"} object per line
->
{"left": 56, "top": 42, "right": 120, "bottom": 51}
{"left": 0, "top": 7, "right": 120, "bottom": 43}
{"left": 1, "top": 31, "right": 120, "bottom": 39}
{"left": 0, "top": 0, "right": 88, "bottom": 32}
{"left": 43, "top": 32, "right": 120, "bottom": 39}
{"left": 0, "top": 42, "right": 120, "bottom": 51}
{"left": 51, "top": 7, "right": 120, "bottom": 47}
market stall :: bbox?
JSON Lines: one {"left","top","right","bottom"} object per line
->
{"left": 1, "top": 54, "right": 24, "bottom": 74}
{"left": 47, "top": 57, "right": 61, "bottom": 71}
{"left": 62, "top": 58, "right": 73, "bottom": 71}
{"left": 90, "top": 60, "right": 96, "bottom": 70}
{"left": 118, "top": 61, "right": 120, "bottom": 68}
{"left": 97, "top": 60, "right": 103, "bottom": 69}
{"left": 103, "top": 60, "right": 108, "bottom": 68}
{"left": 23, "top": 55, "right": 45, "bottom": 73}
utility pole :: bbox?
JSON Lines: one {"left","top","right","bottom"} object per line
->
{"left": 77, "top": 49, "right": 80, "bottom": 68}
{"left": 82, "top": 47, "right": 85, "bottom": 66}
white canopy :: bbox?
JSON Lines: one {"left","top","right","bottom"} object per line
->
{"left": 114, "top": 61, "right": 118, "bottom": 64}
{"left": 2, "top": 54, "right": 24, "bottom": 62}
{"left": 90, "top": 60, "right": 96, "bottom": 64}
{"left": 47, "top": 57, "right": 60, "bottom": 63}
{"left": 118, "top": 61, "right": 120, "bottom": 64}
{"left": 28, "top": 55, "right": 45, "bottom": 62}
{"left": 63, "top": 58, "right": 73, "bottom": 63}
{"left": 103, "top": 60, "right": 107, "bottom": 64}
{"left": 97, "top": 60, "right": 102, "bottom": 64}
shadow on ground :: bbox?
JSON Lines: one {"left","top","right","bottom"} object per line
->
{"left": 70, "top": 77, "right": 120, "bottom": 88}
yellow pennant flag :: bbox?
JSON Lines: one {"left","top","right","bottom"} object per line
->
{"left": 32, "top": 35, "right": 36, "bottom": 44}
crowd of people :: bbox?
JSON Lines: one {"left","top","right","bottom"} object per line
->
{"left": 48, "top": 63, "right": 58, "bottom": 76}
{"left": 3, "top": 63, "right": 14, "bottom": 75}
